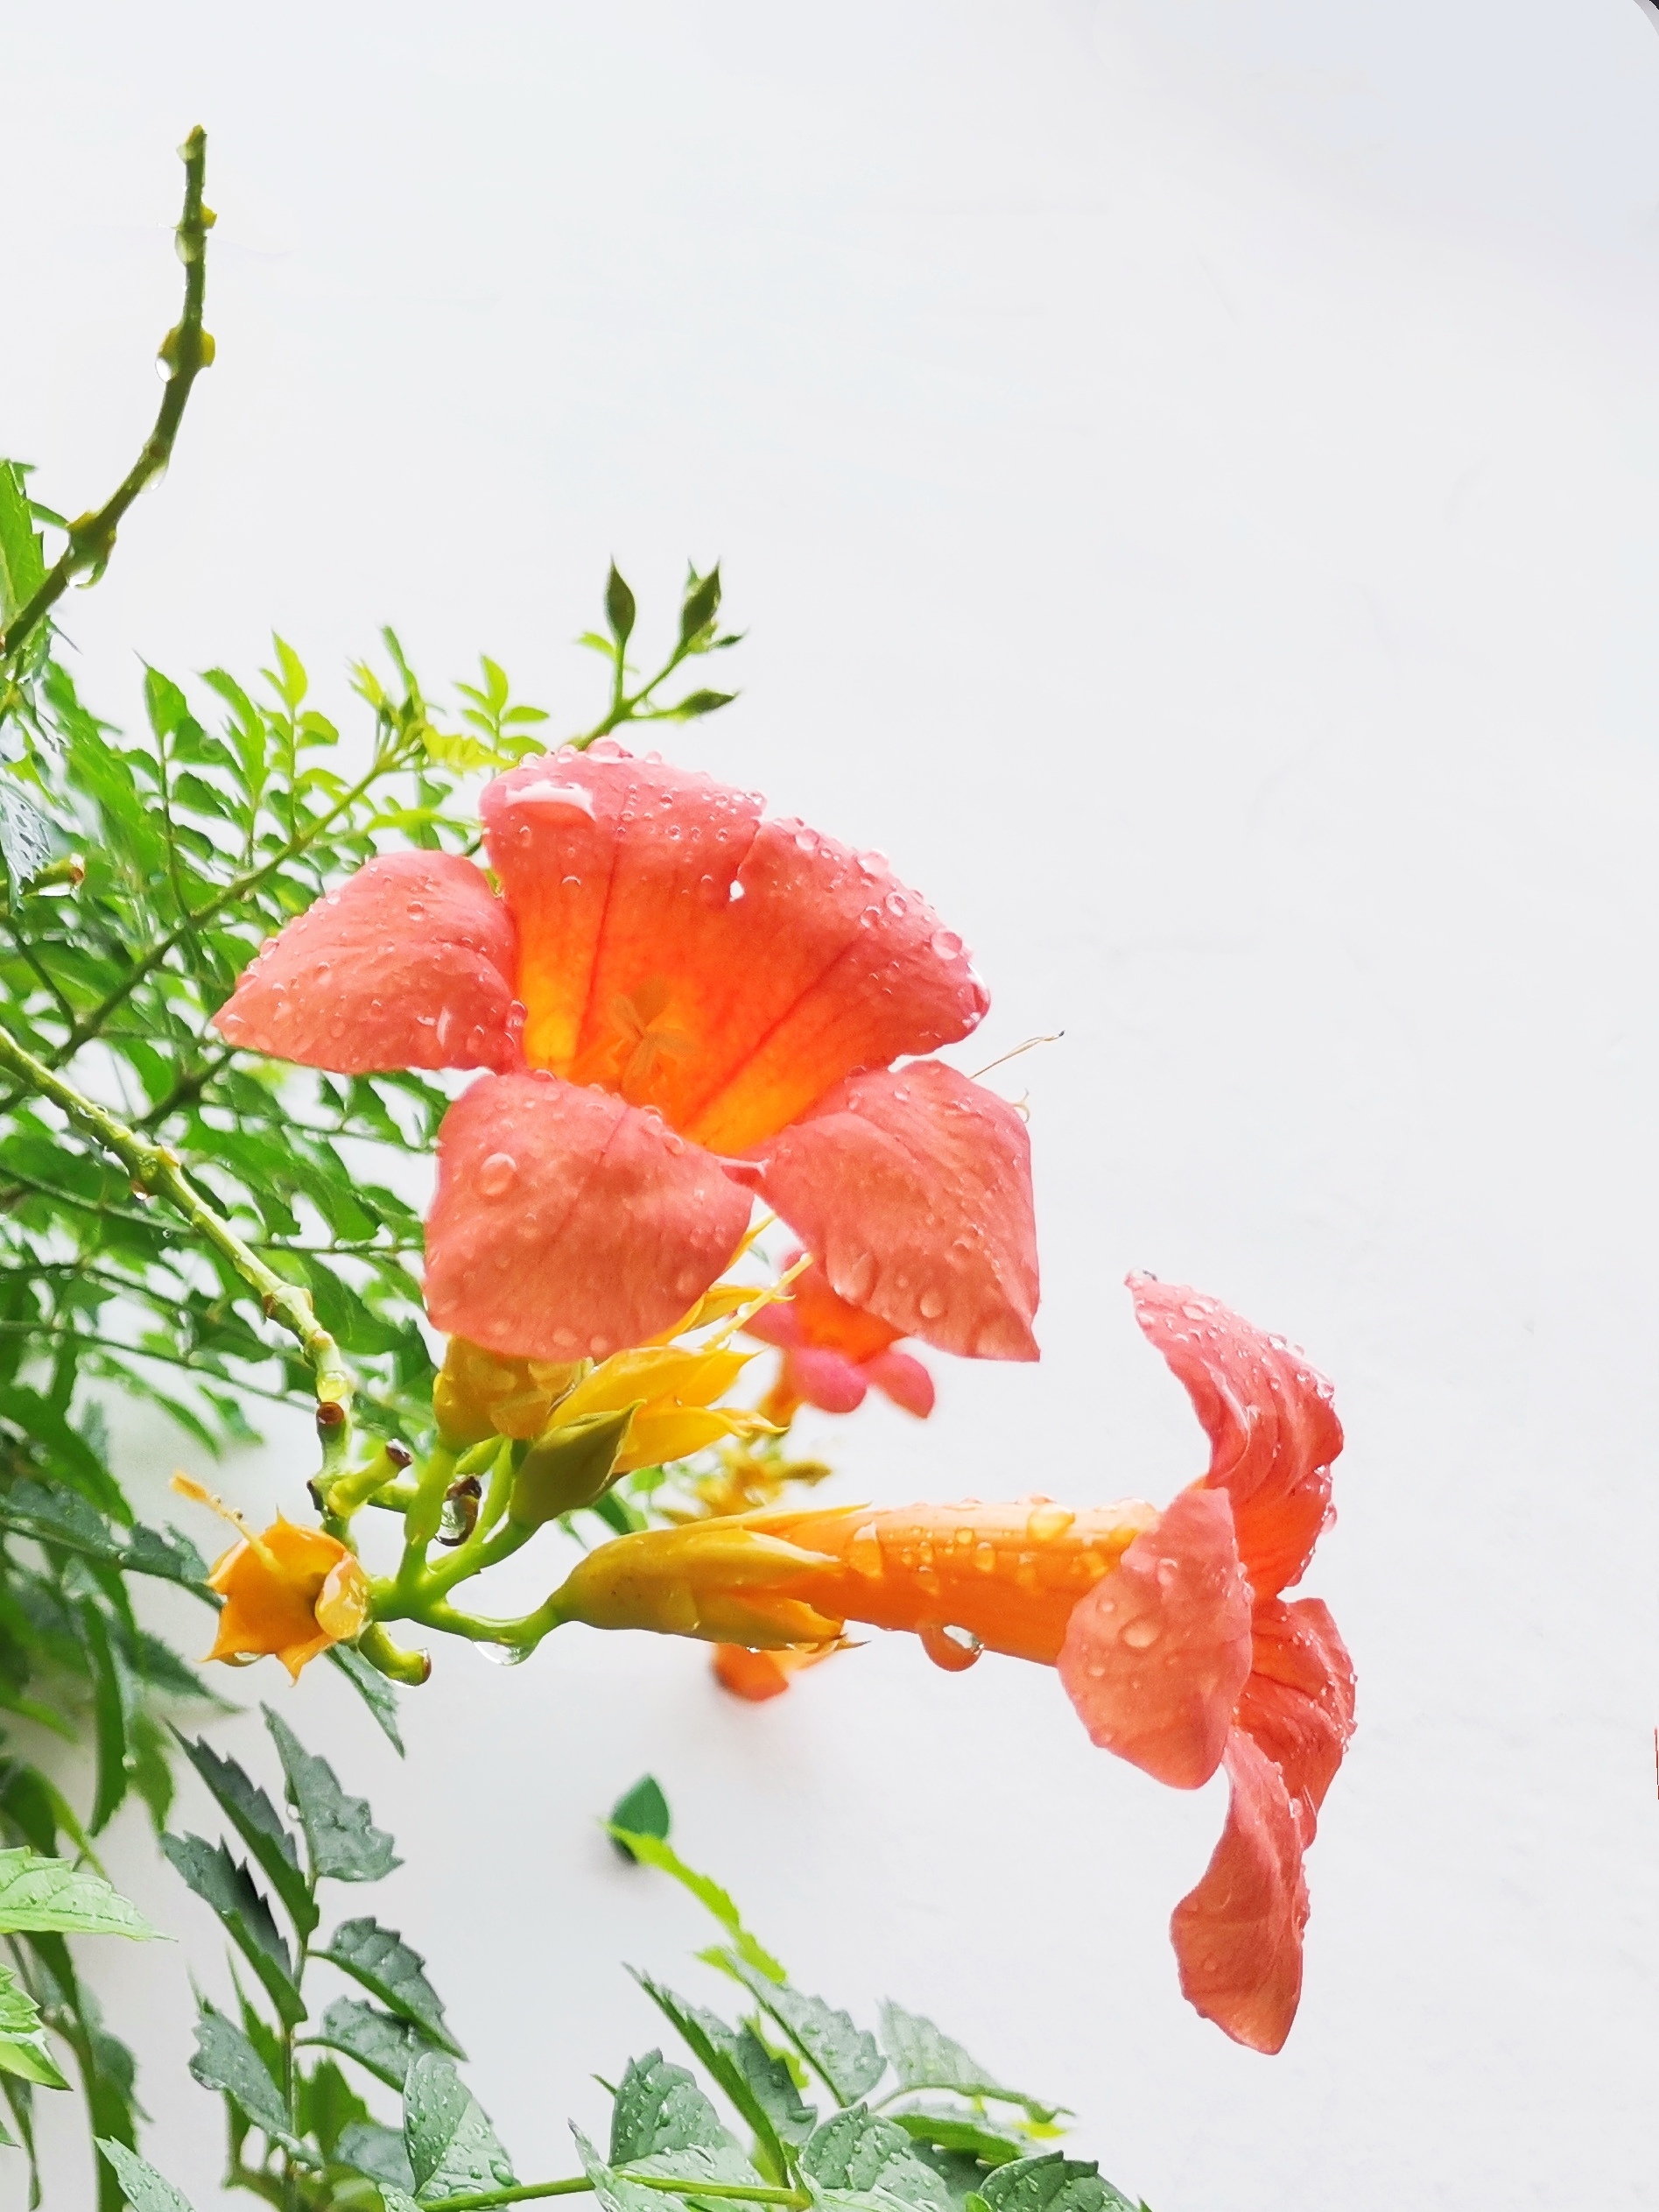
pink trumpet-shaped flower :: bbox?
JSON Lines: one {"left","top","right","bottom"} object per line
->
{"left": 743, "top": 1252, "right": 936, "bottom": 1421}
{"left": 213, "top": 745, "right": 1039, "bottom": 1364}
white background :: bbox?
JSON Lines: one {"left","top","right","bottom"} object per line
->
{"left": 6, "top": 2, "right": 1659, "bottom": 2204}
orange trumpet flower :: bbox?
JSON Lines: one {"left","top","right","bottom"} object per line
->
{"left": 558, "top": 1277, "right": 1353, "bottom": 2053}
{"left": 173, "top": 1476, "right": 370, "bottom": 1681}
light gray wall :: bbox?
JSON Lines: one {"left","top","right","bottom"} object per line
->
{"left": 6, "top": 4, "right": 1659, "bottom": 2206}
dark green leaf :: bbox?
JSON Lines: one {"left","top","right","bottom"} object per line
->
{"left": 611, "top": 2050, "right": 729, "bottom": 2165}
{"left": 318, "top": 1918, "right": 461, "bottom": 2056}
{"left": 336, "top": 2118, "right": 417, "bottom": 2193}
{"left": 662, "top": 689, "right": 736, "bottom": 721}
{"left": 168, "top": 1729, "right": 314, "bottom": 1937}
{"left": 609, "top": 1775, "right": 671, "bottom": 1860}
{"left": 403, "top": 2050, "right": 513, "bottom": 2200}
{"left": 802, "top": 2107, "right": 953, "bottom": 2212}
{"left": 877, "top": 2006, "right": 1059, "bottom": 2124}
{"left": 718, "top": 1957, "right": 884, "bottom": 2106}
{"left": 187, "top": 2008, "right": 312, "bottom": 2160}
{"left": 159, "top": 1835, "right": 305, "bottom": 2027}
{"left": 678, "top": 566, "right": 722, "bottom": 645}
{"left": 95, "top": 2140, "right": 197, "bottom": 2212}
{"left": 264, "top": 1707, "right": 399, "bottom": 1884}
{"left": 605, "top": 565, "right": 636, "bottom": 650}
{"left": 327, "top": 1639, "right": 405, "bottom": 1754}
{"left": 981, "top": 2157, "right": 1137, "bottom": 2212}
{"left": 296, "top": 2056, "right": 369, "bottom": 2158}
{"left": 72, "top": 1603, "right": 130, "bottom": 1835}
{"left": 306, "top": 1996, "right": 432, "bottom": 2091}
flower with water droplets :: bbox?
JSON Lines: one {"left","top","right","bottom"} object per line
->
{"left": 172, "top": 1475, "right": 370, "bottom": 1681}
{"left": 211, "top": 744, "right": 1038, "bottom": 1366}
{"left": 742, "top": 1251, "right": 935, "bottom": 1423}
{"left": 569, "top": 1276, "right": 1353, "bottom": 2056}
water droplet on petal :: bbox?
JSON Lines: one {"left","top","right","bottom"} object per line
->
{"left": 917, "top": 1620, "right": 981, "bottom": 1673}
{"left": 1026, "top": 1502, "right": 1075, "bottom": 1543}
{"left": 847, "top": 1523, "right": 883, "bottom": 1578}
{"left": 840, "top": 1251, "right": 877, "bottom": 1305}
{"left": 973, "top": 1540, "right": 998, "bottom": 1574}
{"left": 1122, "top": 1617, "right": 1162, "bottom": 1651}
{"left": 930, "top": 929, "right": 963, "bottom": 960}
{"left": 917, "top": 1287, "right": 945, "bottom": 1321}
{"left": 477, "top": 1152, "right": 518, "bottom": 1198}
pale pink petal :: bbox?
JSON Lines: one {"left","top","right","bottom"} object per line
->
{"left": 742, "top": 1304, "right": 807, "bottom": 1352}
{"left": 751, "top": 1062, "right": 1038, "bottom": 1361}
{"left": 786, "top": 1345, "right": 869, "bottom": 1415}
{"left": 1129, "top": 1277, "right": 1342, "bottom": 1597}
{"left": 1057, "top": 1488, "right": 1254, "bottom": 1790}
{"left": 864, "top": 1349, "right": 935, "bottom": 1418}
{"left": 1170, "top": 1730, "right": 1310, "bottom": 2054}
{"left": 212, "top": 853, "right": 519, "bottom": 1074}
{"left": 480, "top": 744, "right": 988, "bottom": 1152}
{"left": 1235, "top": 1597, "right": 1356, "bottom": 1832}
{"left": 423, "top": 1073, "right": 752, "bottom": 1360}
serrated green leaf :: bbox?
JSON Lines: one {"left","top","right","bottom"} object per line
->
{"left": 609, "top": 1834, "right": 784, "bottom": 1984}
{"left": 630, "top": 1973, "right": 809, "bottom": 2176}
{"left": 305, "top": 1996, "right": 433, "bottom": 2090}
{"left": 608, "top": 1776, "right": 671, "bottom": 1859}
{"left": 327, "top": 1639, "right": 405, "bottom": 1754}
{"left": 803, "top": 2107, "right": 953, "bottom": 2212}
{"left": 264, "top": 1708, "right": 399, "bottom": 1884}
{"left": 611, "top": 2050, "right": 730, "bottom": 2165}
{"left": 403, "top": 2051, "right": 513, "bottom": 2200}
{"left": 717, "top": 1958, "right": 884, "bottom": 2108}
{"left": 337, "top": 2118, "right": 418, "bottom": 2192}
{"left": 0, "top": 1849, "right": 157, "bottom": 1940}
{"left": 95, "top": 2139, "right": 197, "bottom": 2212}
{"left": 319, "top": 1918, "right": 461, "bottom": 2055}
{"left": 296, "top": 2054, "right": 369, "bottom": 2158}
{"left": 159, "top": 1835, "right": 305, "bottom": 2027}
{"left": 980, "top": 2157, "right": 1136, "bottom": 2212}
{"left": 0, "top": 1960, "right": 69, "bottom": 2089}
{"left": 573, "top": 2124, "right": 671, "bottom": 2212}
{"left": 188, "top": 2008, "right": 312, "bottom": 2160}
{"left": 878, "top": 2006, "right": 1060, "bottom": 2125}
{"left": 168, "top": 1729, "right": 314, "bottom": 1938}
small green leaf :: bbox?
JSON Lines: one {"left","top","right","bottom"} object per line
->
{"left": 402, "top": 2050, "right": 513, "bottom": 2200}
{"left": 717, "top": 1957, "right": 884, "bottom": 2107}
{"left": 306, "top": 1996, "right": 433, "bottom": 2090}
{"left": 0, "top": 1849, "right": 158, "bottom": 1940}
{"left": 318, "top": 1918, "right": 462, "bottom": 2056}
{"left": 95, "top": 2140, "right": 197, "bottom": 2212}
{"left": 264, "top": 1708, "right": 400, "bottom": 1884}
{"left": 608, "top": 1834, "right": 785, "bottom": 1984}
{"left": 159, "top": 1835, "right": 305, "bottom": 2028}
{"left": 296, "top": 2056, "right": 369, "bottom": 2158}
{"left": 661, "top": 689, "right": 736, "bottom": 722}
{"left": 327, "top": 1640, "right": 405, "bottom": 1755}
{"left": 168, "top": 1730, "right": 314, "bottom": 1938}
{"left": 0, "top": 1960, "right": 69, "bottom": 2089}
{"left": 605, "top": 565, "right": 636, "bottom": 650}
{"left": 0, "top": 458, "right": 47, "bottom": 629}
{"left": 889, "top": 2114, "right": 1029, "bottom": 2172}
{"left": 610, "top": 2050, "right": 729, "bottom": 2165}
{"left": 878, "top": 2006, "right": 1061, "bottom": 2125}
{"left": 608, "top": 1775, "right": 671, "bottom": 1861}
{"left": 802, "top": 2107, "right": 953, "bottom": 2212}
{"left": 980, "top": 2156, "right": 1138, "bottom": 2212}
{"left": 678, "top": 565, "right": 722, "bottom": 645}
{"left": 187, "top": 2008, "right": 312, "bottom": 2161}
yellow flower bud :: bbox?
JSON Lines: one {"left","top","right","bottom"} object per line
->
{"left": 552, "top": 1519, "right": 845, "bottom": 1648}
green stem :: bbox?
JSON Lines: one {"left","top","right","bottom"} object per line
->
{"left": 0, "top": 1018, "right": 355, "bottom": 1477}
{"left": 0, "top": 129, "right": 213, "bottom": 667}
{"left": 426, "top": 2179, "right": 809, "bottom": 2212}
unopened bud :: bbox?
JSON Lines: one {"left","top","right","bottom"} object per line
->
{"left": 510, "top": 1405, "right": 637, "bottom": 1528}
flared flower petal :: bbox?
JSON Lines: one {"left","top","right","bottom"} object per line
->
{"left": 482, "top": 744, "right": 989, "bottom": 1151}
{"left": 1170, "top": 1731, "right": 1310, "bottom": 2054}
{"left": 712, "top": 1641, "right": 839, "bottom": 1703}
{"left": 863, "top": 1349, "right": 935, "bottom": 1418}
{"left": 204, "top": 1518, "right": 369, "bottom": 1682}
{"left": 1130, "top": 1276, "right": 1341, "bottom": 1597}
{"left": 1234, "top": 1596, "right": 1356, "bottom": 1832}
{"left": 212, "top": 852, "right": 519, "bottom": 1074}
{"left": 423, "top": 1072, "right": 753, "bottom": 1359}
{"left": 1056, "top": 1487, "right": 1255, "bottom": 1789}
{"left": 780, "top": 1343, "right": 871, "bottom": 1415}
{"left": 751, "top": 1061, "right": 1039, "bottom": 1360}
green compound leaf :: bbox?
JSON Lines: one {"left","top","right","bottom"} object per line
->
{"left": 402, "top": 2050, "right": 514, "bottom": 2200}
{"left": 306, "top": 1996, "right": 436, "bottom": 2091}
{"left": 187, "top": 2007, "right": 313, "bottom": 2162}
{"left": 0, "top": 1959, "right": 69, "bottom": 2089}
{"left": 608, "top": 1832, "right": 784, "bottom": 1984}
{"left": 610, "top": 2049, "right": 730, "bottom": 2165}
{"left": 264, "top": 1707, "right": 400, "bottom": 1884}
{"left": 716, "top": 1955, "right": 885, "bottom": 2108}
{"left": 159, "top": 1835, "right": 304, "bottom": 2028}
{"left": 630, "top": 1974, "right": 800, "bottom": 2178}
{"left": 0, "top": 1849, "right": 158, "bottom": 1940}
{"left": 319, "top": 1918, "right": 462, "bottom": 2057}
{"left": 802, "top": 2106, "right": 953, "bottom": 2212}
{"left": 980, "top": 2155, "right": 1139, "bottom": 2212}
{"left": 95, "top": 2139, "right": 198, "bottom": 2212}
{"left": 168, "top": 1729, "right": 314, "bottom": 1939}
{"left": 877, "top": 2006, "right": 1064, "bottom": 2126}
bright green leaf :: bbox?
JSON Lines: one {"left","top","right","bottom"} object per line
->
{"left": 95, "top": 2139, "right": 197, "bottom": 2212}
{"left": 0, "top": 1849, "right": 158, "bottom": 1941}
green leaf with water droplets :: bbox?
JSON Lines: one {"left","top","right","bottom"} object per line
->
{"left": 327, "top": 1640, "right": 405, "bottom": 1755}
{"left": 168, "top": 1729, "right": 313, "bottom": 1939}
{"left": 631, "top": 1973, "right": 801, "bottom": 2178}
{"left": 264, "top": 1708, "right": 400, "bottom": 1884}
{"left": 714, "top": 1955, "right": 884, "bottom": 2107}
{"left": 0, "top": 1849, "right": 158, "bottom": 1940}
{"left": 95, "top": 2140, "right": 198, "bottom": 2212}
{"left": 306, "top": 1997, "right": 435, "bottom": 2091}
{"left": 980, "top": 2155, "right": 1137, "bottom": 2212}
{"left": 188, "top": 2008, "right": 312, "bottom": 2160}
{"left": 319, "top": 1918, "right": 461, "bottom": 2056}
{"left": 878, "top": 2005, "right": 1062, "bottom": 2125}
{"left": 402, "top": 2051, "right": 513, "bottom": 2200}
{"left": 801, "top": 2106, "right": 953, "bottom": 2212}
{"left": 0, "top": 1959, "right": 69, "bottom": 2089}
{"left": 610, "top": 2049, "right": 730, "bottom": 2165}
{"left": 160, "top": 1835, "right": 304, "bottom": 2027}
